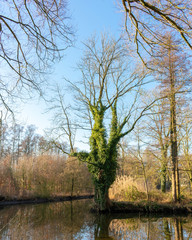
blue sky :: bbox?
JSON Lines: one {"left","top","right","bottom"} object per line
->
{"left": 18, "top": 0, "right": 124, "bottom": 150}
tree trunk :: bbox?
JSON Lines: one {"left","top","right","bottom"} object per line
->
{"left": 170, "top": 104, "right": 180, "bottom": 202}
{"left": 176, "top": 159, "right": 180, "bottom": 202}
{"left": 164, "top": 38, "right": 181, "bottom": 203}
{"left": 171, "top": 165, "right": 177, "bottom": 202}
{"left": 161, "top": 148, "right": 168, "bottom": 193}
{"left": 161, "top": 163, "right": 167, "bottom": 193}
{"left": 95, "top": 185, "right": 111, "bottom": 212}
{"left": 142, "top": 163, "right": 149, "bottom": 201}
{"left": 71, "top": 175, "right": 74, "bottom": 198}
{"left": 170, "top": 71, "right": 180, "bottom": 202}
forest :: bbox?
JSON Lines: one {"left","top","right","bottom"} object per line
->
{"left": 1, "top": 0, "right": 192, "bottom": 213}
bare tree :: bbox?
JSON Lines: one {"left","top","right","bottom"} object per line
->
{"left": 121, "top": 0, "right": 192, "bottom": 64}
{"left": 0, "top": 111, "right": 9, "bottom": 160}
{"left": 21, "top": 125, "right": 40, "bottom": 156}
{"left": 144, "top": 94, "right": 170, "bottom": 193}
{"left": 0, "top": 0, "right": 73, "bottom": 108}
{"left": 151, "top": 33, "right": 192, "bottom": 202}
{"left": 11, "top": 123, "right": 24, "bottom": 163}
{"left": 179, "top": 107, "right": 192, "bottom": 191}
{"left": 69, "top": 34, "right": 156, "bottom": 211}
{"left": 45, "top": 85, "right": 76, "bottom": 154}
{"left": 130, "top": 127, "right": 150, "bottom": 201}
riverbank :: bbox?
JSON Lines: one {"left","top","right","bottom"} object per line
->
{"left": 110, "top": 201, "right": 192, "bottom": 214}
{"left": 1, "top": 195, "right": 192, "bottom": 214}
{"left": 0, "top": 195, "right": 94, "bottom": 206}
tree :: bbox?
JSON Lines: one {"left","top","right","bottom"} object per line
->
{"left": 11, "top": 123, "right": 24, "bottom": 163}
{"left": 45, "top": 85, "right": 76, "bottom": 154}
{"left": 130, "top": 127, "right": 150, "bottom": 200}
{"left": 144, "top": 94, "right": 170, "bottom": 193}
{"left": 0, "top": 111, "right": 9, "bottom": 160}
{"left": 151, "top": 33, "right": 192, "bottom": 202}
{"left": 21, "top": 125, "right": 40, "bottom": 156}
{"left": 0, "top": 0, "right": 73, "bottom": 108}
{"left": 70, "top": 35, "right": 153, "bottom": 211}
{"left": 121, "top": 0, "right": 192, "bottom": 64}
{"left": 179, "top": 107, "right": 192, "bottom": 191}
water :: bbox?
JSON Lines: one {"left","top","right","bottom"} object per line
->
{"left": 0, "top": 199, "right": 191, "bottom": 239}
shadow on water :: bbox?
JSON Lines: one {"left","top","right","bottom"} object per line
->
{"left": 0, "top": 199, "right": 192, "bottom": 239}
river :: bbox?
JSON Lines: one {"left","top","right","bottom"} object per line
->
{"left": 0, "top": 199, "right": 191, "bottom": 239}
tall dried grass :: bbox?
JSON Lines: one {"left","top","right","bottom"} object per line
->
{"left": 109, "top": 175, "right": 147, "bottom": 201}
{"left": 109, "top": 175, "right": 171, "bottom": 202}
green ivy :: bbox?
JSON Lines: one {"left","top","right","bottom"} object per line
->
{"left": 76, "top": 101, "right": 121, "bottom": 210}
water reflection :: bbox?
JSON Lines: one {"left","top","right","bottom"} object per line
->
{"left": 0, "top": 200, "right": 192, "bottom": 239}
{"left": 108, "top": 215, "right": 192, "bottom": 240}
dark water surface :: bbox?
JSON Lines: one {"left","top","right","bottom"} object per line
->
{"left": 0, "top": 199, "right": 191, "bottom": 239}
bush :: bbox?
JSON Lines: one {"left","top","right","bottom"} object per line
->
{"left": 0, "top": 155, "right": 94, "bottom": 199}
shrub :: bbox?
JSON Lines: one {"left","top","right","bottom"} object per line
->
{"left": 0, "top": 155, "right": 94, "bottom": 199}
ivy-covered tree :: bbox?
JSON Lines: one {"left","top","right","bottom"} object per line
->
{"left": 70, "top": 35, "right": 152, "bottom": 211}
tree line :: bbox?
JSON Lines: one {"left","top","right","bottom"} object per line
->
{"left": 0, "top": 122, "right": 68, "bottom": 162}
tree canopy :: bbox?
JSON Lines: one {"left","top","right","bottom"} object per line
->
{"left": 121, "top": 0, "right": 192, "bottom": 64}
{"left": 0, "top": 0, "right": 73, "bottom": 110}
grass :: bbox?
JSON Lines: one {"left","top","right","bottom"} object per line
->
{"left": 109, "top": 175, "right": 149, "bottom": 202}
{"left": 109, "top": 175, "right": 192, "bottom": 206}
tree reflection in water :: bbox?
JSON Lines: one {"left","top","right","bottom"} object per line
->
{"left": 108, "top": 215, "right": 192, "bottom": 240}
{"left": 0, "top": 200, "right": 192, "bottom": 239}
